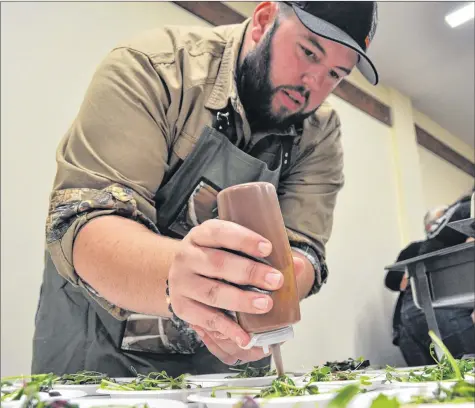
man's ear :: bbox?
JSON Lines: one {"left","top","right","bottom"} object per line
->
{"left": 250, "top": 2, "right": 279, "bottom": 44}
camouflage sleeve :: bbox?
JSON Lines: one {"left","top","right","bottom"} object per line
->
{"left": 46, "top": 184, "right": 159, "bottom": 320}
{"left": 45, "top": 47, "right": 175, "bottom": 320}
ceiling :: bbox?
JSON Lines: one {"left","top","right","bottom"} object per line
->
{"left": 226, "top": 1, "right": 474, "bottom": 147}
{"left": 367, "top": 1, "right": 474, "bottom": 147}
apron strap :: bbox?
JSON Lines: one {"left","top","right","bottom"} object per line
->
{"left": 159, "top": 107, "right": 233, "bottom": 188}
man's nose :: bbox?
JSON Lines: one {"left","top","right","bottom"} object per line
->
{"left": 302, "top": 69, "right": 326, "bottom": 91}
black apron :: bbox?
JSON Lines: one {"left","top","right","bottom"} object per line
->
{"left": 32, "top": 110, "right": 294, "bottom": 376}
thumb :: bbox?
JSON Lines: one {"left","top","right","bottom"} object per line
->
{"left": 292, "top": 256, "right": 305, "bottom": 277}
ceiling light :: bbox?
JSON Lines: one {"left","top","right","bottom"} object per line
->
{"left": 445, "top": 2, "right": 474, "bottom": 28}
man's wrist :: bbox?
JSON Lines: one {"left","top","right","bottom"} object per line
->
{"left": 291, "top": 243, "right": 328, "bottom": 298}
{"left": 294, "top": 252, "right": 315, "bottom": 299}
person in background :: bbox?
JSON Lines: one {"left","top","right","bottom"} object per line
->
{"left": 385, "top": 206, "right": 447, "bottom": 351}
{"left": 385, "top": 191, "right": 475, "bottom": 366}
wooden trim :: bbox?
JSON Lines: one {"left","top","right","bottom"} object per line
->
{"left": 415, "top": 125, "right": 475, "bottom": 177}
{"left": 332, "top": 80, "right": 392, "bottom": 126}
{"left": 174, "top": 1, "right": 393, "bottom": 127}
{"left": 172, "top": 2, "right": 245, "bottom": 26}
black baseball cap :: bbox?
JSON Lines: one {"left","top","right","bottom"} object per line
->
{"left": 283, "top": 1, "right": 379, "bottom": 85}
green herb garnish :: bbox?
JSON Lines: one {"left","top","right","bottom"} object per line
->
{"left": 100, "top": 370, "right": 196, "bottom": 391}
{"left": 258, "top": 375, "right": 319, "bottom": 398}
{"left": 369, "top": 394, "right": 401, "bottom": 408}
{"left": 367, "top": 381, "right": 475, "bottom": 407}
{"left": 384, "top": 356, "right": 474, "bottom": 383}
{"left": 1, "top": 374, "right": 57, "bottom": 402}
{"left": 324, "top": 357, "right": 370, "bottom": 372}
{"left": 307, "top": 366, "right": 358, "bottom": 382}
{"left": 327, "top": 384, "right": 362, "bottom": 408}
{"left": 384, "top": 331, "right": 474, "bottom": 384}
{"left": 211, "top": 374, "right": 321, "bottom": 399}
{"left": 56, "top": 371, "right": 108, "bottom": 385}
{"left": 226, "top": 364, "right": 276, "bottom": 379}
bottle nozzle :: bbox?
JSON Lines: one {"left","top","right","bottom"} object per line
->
{"left": 239, "top": 326, "right": 294, "bottom": 351}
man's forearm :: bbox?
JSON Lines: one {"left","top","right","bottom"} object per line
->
{"left": 73, "top": 215, "right": 180, "bottom": 317}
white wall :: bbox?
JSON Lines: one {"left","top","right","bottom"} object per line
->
{"left": 418, "top": 147, "right": 474, "bottom": 210}
{"left": 1, "top": 1, "right": 472, "bottom": 377}
{"left": 1, "top": 1, "right": 209, "bottom": 377}
{"left": 281, "top": 95, "right": 406, "bottom": 370}
{"left": 413, "top": 110, "right": 474, "bottom": 211}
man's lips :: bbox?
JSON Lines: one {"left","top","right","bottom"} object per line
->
{"left": 282, "top": 89, "right": 305, "bottom": 106}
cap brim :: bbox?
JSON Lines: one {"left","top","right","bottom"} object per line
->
{"left": 292, "top": 5, "right": 379, "bottom": 85}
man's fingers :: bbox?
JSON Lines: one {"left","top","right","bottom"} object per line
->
{"left": 192, "top": 326, "right": 269, "bottom": 365}
{"left": 181, "top": 275, "right": 273, "bottom": 314}
{"left": 172, "top": 297, "right": 251, "bottom": 347}
{"left": 205, "top": 331, "right": 269, "bottom": 362}
{"left": 187, "top": 219, "right": 272, "bottom": 258}
{"left": 196, "top": 330, "right": 237, "bottom": 365}
{"left": 190, "top": 247, "right": 283, "bottom": 291}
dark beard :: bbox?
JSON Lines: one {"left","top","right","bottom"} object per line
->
{"left": 236, "top": 20, "right": 316, "bottom": 133}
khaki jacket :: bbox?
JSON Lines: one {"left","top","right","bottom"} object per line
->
{"left": 46, "top": 19, "right": 344, "bottom": 319}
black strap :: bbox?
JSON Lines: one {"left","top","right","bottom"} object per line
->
{"left": 281, "top": 137, "right": 293, "bottom": 173}
{"left": 214, "top": 110, "right": 230, "bottom": 132}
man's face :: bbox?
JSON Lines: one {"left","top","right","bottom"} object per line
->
{"left": 238, "top": 11, "right": 358, "bottom": 132}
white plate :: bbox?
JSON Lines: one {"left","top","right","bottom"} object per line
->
{"left": 362, "top": 365, "right": 439, "bottom": 377}
{"left": 96, "top": 386, "right": 202, "bottom": 403}
{"left": 1, "top": 390, "right": 87, "bottom": 408}
{"left": 348, "top": 384, "right": 473, "bottom": 408}
{"left": 112, "top": 378, "right": 137, "bottom": 383}
{"left": 53, "top": 384, "right": 100, "bottom": 396}
{"left": 401, "top": 364, "right": 438, "bottom": 371}
{"left": 185, "top": 373, "right": 283, "bottom": 388}
{"left": 379, "top": 380, "right": 459, "bottom": 389}
{"left": 69, "top": 397, "right": 187, "bottom": 408}
{"left": 188, "top": 388, "right": 340, "bottom": 408}
{"left": 46, "top": 390, "right": 88, "bottom": 400}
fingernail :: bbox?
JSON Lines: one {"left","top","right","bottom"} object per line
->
{"left": 252, "top": 297, "right": 269, "bottom": 310}
{"left": 265, "top": 271, "right": 282, "bottom": 287}
{"left": 235, "top": 337, "right": 243, "bottom": 347}
{"left": 258, "top": 241, "right": 272, "bottom": 256}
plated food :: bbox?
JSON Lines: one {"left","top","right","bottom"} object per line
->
{"left": 3, "top": 332, "right": 473, "bottom": 408}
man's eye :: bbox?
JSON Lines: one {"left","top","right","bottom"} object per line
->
{"left": 300, "top": 45, "right": 316, "bottom": 60}
{"left": 329, "top": 70, "right": 341, "bottom": 80}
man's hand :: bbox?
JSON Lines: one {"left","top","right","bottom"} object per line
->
{"left": 168, "top": 219, "right": 283, "bottom": 348}
{"left": 189, "top": 257, "right": 305, "bottom": 365}
{"left": 190, "top": 325, "right": 270, "bottom": 365}
{"left": 168, "top": 219, "right": 305, "bottom": 365}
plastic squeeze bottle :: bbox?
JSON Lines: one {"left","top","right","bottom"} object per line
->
{"left": 216, "top": 182, "right": 301, "bottom": 376}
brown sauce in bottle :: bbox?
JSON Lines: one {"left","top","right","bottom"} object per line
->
{"left": 217, "top": 182, "right": 301, "bottom": 333}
